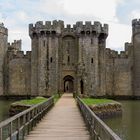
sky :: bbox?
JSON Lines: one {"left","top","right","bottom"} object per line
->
{"left": 0, "top": 0, "right": 140, "bottom": 52}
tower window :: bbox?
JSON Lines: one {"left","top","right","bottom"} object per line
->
{"left": 68, "top": 56, "right": 70, "bottom": 63}
{"left": 43, "top": 40, "right": 45, "bottom": 47}
{"left": 86, "top": 31, "right": 90, "bottom": 34}
{"left": 91, "top": 38, "right": 93, "bottom": 44}
{"left": 81, "top": 31, "right": 85, "bottom": 34}
{"left": 91, "top": 58, "right": 93, "bottom": 63}
{"left": 52, "top": 31, "right": 56, "bottom": 34}
{"left": 50, "top": 57, "right": 53, "bottom": 63}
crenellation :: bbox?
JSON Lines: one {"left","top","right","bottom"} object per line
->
{"left": 8, "top": 40, "right": 21, "bottom": 51}
{"left": 85, "top": 21, "right": 92, "bottom": 28}
{"left": 132, "top": 19, "right": 140, "bottom": 26}
{"left": 119, "top": 51, "right": 127, "bottom": 58}
{"left": 94, "top": 21, "right": 101, "bottom": 33}
{"left": 105, "top": 48, "right": 111, "bottom": 55}
{"left": 29, "top": 23, "right": 34, "bottom": 29}
{"left": 8, "top": 50, "right": 31, "bottom": 61}
{"left": 45, "top": 21, "right": 52, "bottom": 28}
{"left": 132, "top": 19, "right": 140, "bottom": 35}
{"left": 66, "top": 24, "right": 71, "bottom": 29}
{"left": 25, "top": 51, "right": 31, "bottom": 60}
{"left": 73, "top": 24, "right": 76, "bottom": 30}
{"left": 29, "top": 20, "right": 65, "bottom": 36}
{"left": 14, "top": 51, "right": 24, "bottom": 58}
{"left": 0, "top": 19, "right": 139, "bottom": 97}
{"left": 0, "top": 23, "right": 8, "bottom": 35}
{"left": 101, "top": 24, "right": 108, "bottom": 35}
{"left": 35, "top": 21, "right": 44, "bottom": 28}
{"left": 111, "top": 50, "right": 118, "bottom": 58}
{"left": 76, "top": 21, "right": 83, "bottom": 27}
{"left": 125, "top": 42, "right": 132, "bottom": 55}
{"left": 52, "top": 20, "right": 58, "bottom": 28}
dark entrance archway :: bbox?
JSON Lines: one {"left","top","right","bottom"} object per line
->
{"left": 63, "top": 75, "right": 74, "bottom": 93}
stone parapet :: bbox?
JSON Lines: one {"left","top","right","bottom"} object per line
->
{"left": 8, "top": 40, "right": 21, "bottom": 51}
{"left": 0, "top": 23, "right": 8, "bottom": 35}
{"left": 132, "top": 19, "right": 140, "bottom": 36}
{"left": 29, "top": 20, "right": 108, "bottom": 39}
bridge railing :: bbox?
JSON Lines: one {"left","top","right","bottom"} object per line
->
{"left": 77, "top": 97, "right": 122, "bottom": 140}
{"left": 0, "top": 96, "right": 54, "bottom": 140}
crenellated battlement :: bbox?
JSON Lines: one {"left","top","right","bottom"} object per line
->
{"left": 132, "top": 19, "right": 140, "bottom": 26}
{"left": 29, "top": 20, "right": 108, "bottom": 38}
{"left": 8, "top": 40, "right": 21, "bottom": 51}
{"left": 7, "top": 50, "right": 31, "bottom": 61}
{"left": 29, "top": 20, "right": 64, "bottom": 38}
{"left": 0, "top": 23, "right": 8, "bottom": 35}
{"left": 132, "top": 19, "right": 140, "bottom": 36}
{"left": 75, "top": 21, "right": 108, "bottom": 37}
{"left": 105, "top": 48, "right": 128, "bottom": 59}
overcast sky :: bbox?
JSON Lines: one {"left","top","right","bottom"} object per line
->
{"left": 0, "top": 0, "right": 140, "bottom": 51}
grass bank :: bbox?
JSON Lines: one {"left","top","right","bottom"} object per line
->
{"left": 13, "top": 97, "right": 48, "bottom": 106}
{"left": 81, "top": 98, "right": 122, "bottom": 119}
{"left": 82, "top": 98, "right": 115, "bottom": 105}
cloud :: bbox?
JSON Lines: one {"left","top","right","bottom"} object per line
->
{"left": 107, "top": 22, "right": 131, "bottom": 51}
{"left": 130, "top": 10, "right": 140, "bottom": 19}
{"left": 8, "top": 26, "right": 31, "bottom": 51}
{"left": 15, "top": 11, "right": 29, "bottom": 23}
{"left": 0, "top": 0, "right": 133, "bottom": 52}
{"left": 38, "top": 0, "right": 65, "bottom": 15}
{"left": 63, "top": 0, "right": 122, "bottom": 22}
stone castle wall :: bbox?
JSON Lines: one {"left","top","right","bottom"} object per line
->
{"left": 0, "top": 19, "right": 140, "bottom": 97}
{"left": 6, "top": 50, "right": 31, "bottom": 95}
{"left": 0, "top": 23, "right": 8, "bottom": 95}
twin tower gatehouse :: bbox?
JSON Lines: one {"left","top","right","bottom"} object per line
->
{"left": 0, "top": 19, "right": 140, "bottom": 97}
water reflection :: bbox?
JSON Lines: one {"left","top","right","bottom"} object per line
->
{"left": 104, "top": 100, "right": 140, "bottom": 140}
{"left": 0, "top": 100, "right": 14, "bottom": 122}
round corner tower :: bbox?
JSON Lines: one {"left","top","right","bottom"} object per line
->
{"left": 132, "top": 19, "right": 140, "bottom": 96}
{"left": 0, "top": 23, "right": 8, "bottom": 95}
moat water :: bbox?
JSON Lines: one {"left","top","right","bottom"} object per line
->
{"left": 0, "top": 100, "right": 14, "bottom": 121}
{"left": 104, "top": 100, "right": 140, "bottom": 140}
{"left": 0, "top": 100, "right": 140, "bottom": 139}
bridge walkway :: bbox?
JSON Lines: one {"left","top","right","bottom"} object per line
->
{"left": 25, "top": 93, "right": 91, "bottom": 140}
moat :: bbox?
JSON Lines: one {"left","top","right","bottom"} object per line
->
{"left": 104, "top": 100, "right": 140, "bottom": 140}
{"left": 0, "top": 100, "right": 15, "bottom": 121}
{"left": 0, "top": 99, "right": 140, "bottom": 140}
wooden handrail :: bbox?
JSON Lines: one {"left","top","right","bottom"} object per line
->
{"left": 0, "top": 96, "right": 54, "bottom": 140}
{"left": 77, "top": 96, "right": 122, "bottom": 140}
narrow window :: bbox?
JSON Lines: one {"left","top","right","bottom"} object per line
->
{"left": 91, "top": 58, "right": 93, "bottom": 63}
{"left": 50, "top": 57, "right": 53, "bottom": 63}
{"left": 68, "top": 41, "right": 70, "bottom": 47}
{"left": 68, "top": 56, "right": 70, "bottom": 63}
{"left": 91, "top": 38, "right": 93, "bottom": 44}
{"left": 81, "top": 31, "right": 85, "bottom": 34}
{"left": 43, "top": 40, "right": 45, "bottom": 47}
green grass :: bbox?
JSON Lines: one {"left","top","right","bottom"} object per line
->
{"left": 13, "top": 97, "right": 48, "bottom": 106}
{"left": 82, "top": 98, "right": 115, "bottom": 106}
{"left": 54, "top": 92, "right": 62, "bottom": 103}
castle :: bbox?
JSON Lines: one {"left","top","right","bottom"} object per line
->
{"left": 0, "top": 19, "right": 140, "bottom": 97}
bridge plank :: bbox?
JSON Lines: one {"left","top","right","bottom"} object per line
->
{"left": 25, "top": 94, "right": 91, "bottom": 140}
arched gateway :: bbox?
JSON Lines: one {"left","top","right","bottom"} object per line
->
{"left": 63, "top": 75, "right": 74, "bottom": 93}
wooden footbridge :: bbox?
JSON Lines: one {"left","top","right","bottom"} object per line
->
{"left": 0, "top": 93, "right": 121, "bottom": 140}
{"left": 26, "top": 94, "right": 90, "bottom": 140}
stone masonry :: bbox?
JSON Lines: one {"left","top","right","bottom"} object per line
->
{"left": 0, "top": 19, "right": 140, "bottom": 97}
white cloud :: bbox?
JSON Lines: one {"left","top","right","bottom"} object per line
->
{"left": 38, "top": 0, "right": 65, "bottom": 15}
{"left": 63, "top": 0, "right": 122, "bottom": 22}
{"left": 15, "top": 11, "right": 29, "bottom": 22}
{"left": 107, "top": 22, "right": 131, "bottom": 51}
{"left": 130, "top": 10, "right": 140, "bottom": 19}
{"left": 0, "top": 0, "right": 132, "bottom": 52}
{"left": 8, "top": 27, "right": 31, "bottom": 51}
